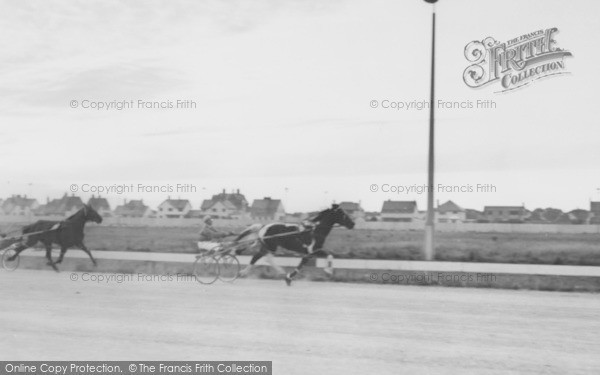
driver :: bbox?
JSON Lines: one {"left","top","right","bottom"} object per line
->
{"left": 197, "top": 217, "right": 235, "bottom": 252}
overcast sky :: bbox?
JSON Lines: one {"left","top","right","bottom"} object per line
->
{"left": 1, "top": 0, "right": 599, "bottom": 213}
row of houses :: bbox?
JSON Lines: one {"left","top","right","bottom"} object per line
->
{"left": 3, "top": 192, "right": 600, "bottom": 224}
{"left": 377, "top": 200, "right": 600, "bottom": 224}
{"left": 0, "top": 190, "right": 287, "bottom": 221}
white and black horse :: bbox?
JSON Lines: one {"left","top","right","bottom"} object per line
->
{"left": 236, "top": 204, "right": 355, "bottom": 285}
{"left": 6, "top": 205, "right": 103, "bottom": 271}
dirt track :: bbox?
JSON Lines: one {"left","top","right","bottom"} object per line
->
{"left": 1, "top": 270, "right": 599, "bottom": 374}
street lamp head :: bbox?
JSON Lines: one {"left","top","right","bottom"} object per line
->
{"left": 424, "top": 0, "right": 438, "bottom": 3}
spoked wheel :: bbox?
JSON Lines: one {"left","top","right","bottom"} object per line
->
{"left": 2, "top": 248, "right": 20, "bottom": 271}
{"left": 193, "top": 256, "right": 219, "bottom": 284}
{"left": 218, "top": 254, "right": 240, "bottom": 283}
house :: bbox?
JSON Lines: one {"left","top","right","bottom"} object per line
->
{"left": 201, "top": 200, "right": 240, "bottom": 219}
{"left": 436, "top": 200, "right": 465, "bottom": 223}
{"left": 114, "top": 199, "right": 152, "bottom": 218}
{"left": 483, "top": 206, "right": 529, "bottom": 223}
{"left": 338, "top": 201, "right": 365, "bottom": 219}
{"left": 568, "top": 209, "right": 591, "bottom": 225}
{"left": 87, "top": 195, "right": 111, "bottom": 217}
{"left": 380, "top": 200, "right": 418, "bottom": 222}
{"left": 1, "top": 195, "right": 39, "bottom": 216}
{"left": 250, "top": 197, "right": 285, "bottom": 221}
{"left": 200, "top": 189, "right": 249, "bottom": 219}
{"left": 157, "top": 198, "right": 192, "bottom": 218}
{"left": 34, "top": 194, "right": 83, "bottom": 217}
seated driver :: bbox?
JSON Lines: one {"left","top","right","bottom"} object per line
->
{"left": 197, "top": 217, "right": 236, "bottom": 252}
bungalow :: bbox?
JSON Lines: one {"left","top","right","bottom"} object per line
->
{"left": 157, "top": 198, "right": 192, "bottom": 218}
{"left": 483, "top": 206, "right": 529, "bottom": 223}
{"left": 1, "top": 195, "right": 39, "bottom": 216}
{"left": 380, "top": 200, "right": 418, "bottom": 222}
{"left": 436, "top": 200, "right": 465, "bottom": 223}
{"left": 339, "top": 201, "right": 365, "bottom": 219}
{"left": 114, "top": 199, "right": 152, "bottom": 218}
{"left": 250, "top": 197, "right": 285, "bottom": 221}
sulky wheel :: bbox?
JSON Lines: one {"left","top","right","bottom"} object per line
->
{"left": 193, "top": 256, "right": 219, "bottom": 285}
{"left": 217, "top": 254, "right": 240, "bottom": 283}
{"left": 2, "top": 247, "right": 20, "bottom": 271}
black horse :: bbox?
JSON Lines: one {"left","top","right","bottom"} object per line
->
{"left": 237, "top": 204, "right": 355, "bottom": 286}
{"left": 7, "top": 205, "right": 103, "bottom": 271}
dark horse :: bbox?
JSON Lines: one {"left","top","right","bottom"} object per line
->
{"left": 7, "top": 205, "right": 103, "bottom": 271}
{"left": 236, "top": 204, "right": 355, "bottom": 286}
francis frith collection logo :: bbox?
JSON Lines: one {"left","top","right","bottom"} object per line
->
{"left": 463, "top": 27, "right": 573, "bottom": 93}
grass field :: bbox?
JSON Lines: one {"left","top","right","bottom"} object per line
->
{"left": 9, "top": 225, "right": 594, "bottom": 266}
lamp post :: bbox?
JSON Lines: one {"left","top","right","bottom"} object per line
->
{"left": 423, "top": 0, "right": 437, "bottom": 261}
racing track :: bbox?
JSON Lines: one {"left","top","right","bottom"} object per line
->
{"left": 1, "top": 270, "right": 599, "bottom": 374}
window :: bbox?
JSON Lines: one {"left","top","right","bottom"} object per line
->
{"left": 509, "top": 210, "right": 520, "bottom": 215}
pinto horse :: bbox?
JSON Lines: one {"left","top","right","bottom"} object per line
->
{"left": 7, "top": 205, "right": 103, "bottom": 271}
{"left": 236, "top": 204, "right": 355, "bottom": 286}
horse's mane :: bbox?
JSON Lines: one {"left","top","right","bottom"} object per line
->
{"left": 66, "top": 206, "right": 85, "bottom": 221}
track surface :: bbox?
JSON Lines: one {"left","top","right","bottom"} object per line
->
{"left": 1, "top": 270, "right": 599, "bottom": 374}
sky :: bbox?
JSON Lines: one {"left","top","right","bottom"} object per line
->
{"left": 1, "top": 0, "right": 599, "bottom": 213}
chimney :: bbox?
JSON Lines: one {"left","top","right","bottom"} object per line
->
{"left": 222, "top": 189, "right": 226, "bottom": 194}
{"left": 46, "top": 197, "right": 49, "bottom": 204}
{"left": 237, "top": 189, "right": 240, "bottom": 194}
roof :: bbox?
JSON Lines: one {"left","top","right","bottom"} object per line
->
{"left": 87, "top": 195, "right": 110, "bottom": 210}
{"left": 250, "top": 198, "right": 283, "bottom": 216}
{"left": 339, "top": 202, "right": 363, "bottom": 212}
{"left": 568, "top": 209, "right": 590, "bottom": 219}
{"left": 465, "top": 209, "right": 484, "bottom": 221}
{"left": 437, "top": 200, "right": 464, "bottom": 213}
{"left": 381, "top": 200, "right": 417, "bottom": 214}
{"left": 202, "top": 190, "right": 249, "bottom": 211}
{"left": 160, "top": 199, "right": 191, "bottom": 210}
{"left": 202, "top": 199, "right": 237, "bottom": 211}
{"left": 201, "top": 190, "right": 248, "bottom": 212}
